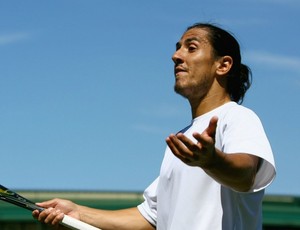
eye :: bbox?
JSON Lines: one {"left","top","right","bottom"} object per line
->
{"left": 188, "top": 44, "right": 197, "bottom": 52}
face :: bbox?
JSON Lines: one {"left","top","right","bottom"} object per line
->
{"left": 172, "top": 28, "right": 218, "bottom": 101}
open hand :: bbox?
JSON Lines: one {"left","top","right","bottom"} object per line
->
{"left": 166, "top": 116, "right": 218, "bottom": 168}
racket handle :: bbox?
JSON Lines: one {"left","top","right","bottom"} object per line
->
{"left": 61, "top": 215, "right": 101, "bottom": 230}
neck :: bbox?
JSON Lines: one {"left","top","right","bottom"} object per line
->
{"left": 189, "top": 92, "right": 231, "bottom": 119}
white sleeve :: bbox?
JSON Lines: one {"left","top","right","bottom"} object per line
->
{"left": 218, "top": 107, "right": 276, "bottom": 192}
{"left": 137, "top": 177, "right": 159, "bottom": 226}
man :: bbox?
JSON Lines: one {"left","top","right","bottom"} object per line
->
{"left": 33, "top": 23, "right": 276, "bottom": 230}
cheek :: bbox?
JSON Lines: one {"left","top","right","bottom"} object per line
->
{"left": 191, "top": 59, "right": 216, "bottom": 76}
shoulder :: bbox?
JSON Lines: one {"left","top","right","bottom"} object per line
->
{"left": 221, "top": 102, "right": 257, "bottom": 116}
{"left": 216, "top": 102, "right": 261, "bottom": 126}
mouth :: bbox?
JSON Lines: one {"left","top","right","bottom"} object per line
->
{"left": 174, "top": 66, "right": 187, "bottom": 76}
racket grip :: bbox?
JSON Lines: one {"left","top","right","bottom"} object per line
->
{"left": 61, "top": 215, "right": 101, "bottom": 230}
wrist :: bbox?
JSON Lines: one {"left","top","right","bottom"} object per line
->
{"left": 201, "top": 148, "right": 224, "bottom": 170}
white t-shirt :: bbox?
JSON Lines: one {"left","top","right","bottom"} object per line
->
{"left": 138, "top": 102, "right": 276, "bottom": 230}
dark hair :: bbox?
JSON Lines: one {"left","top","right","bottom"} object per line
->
{"left": 186, "top": 23, "right": 252, "bottom": 104}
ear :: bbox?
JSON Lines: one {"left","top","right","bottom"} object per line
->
{"left": 216, "top": 56, "right": 233, "bottom": 76}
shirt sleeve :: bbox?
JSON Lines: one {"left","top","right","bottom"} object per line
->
{"left": 218, "top": 106, "right": 276, "bottom": 192}
{"left": 137, "top": 177, "right": 159, "bottom": 226}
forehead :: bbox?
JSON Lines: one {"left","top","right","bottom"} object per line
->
{"left": 179, "top": 28, "right": 210, "bottom": 44}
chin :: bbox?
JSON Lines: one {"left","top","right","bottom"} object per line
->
{"left": 174, "top": 85, "right": 190, "bottom": 98}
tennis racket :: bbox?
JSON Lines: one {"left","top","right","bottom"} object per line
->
{"left": 0, "top": 184, "right": 101, "bottom": 230}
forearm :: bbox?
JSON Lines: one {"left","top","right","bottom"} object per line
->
{"left": 204, "top": 149, "right": 259, "bottom": 192}
{"left": 77, "top": 206, "right": 155, "bottom": 230}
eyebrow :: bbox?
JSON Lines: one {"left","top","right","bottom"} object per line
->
{"left": 175, "top": 37, "right": 203, "bottom": 50}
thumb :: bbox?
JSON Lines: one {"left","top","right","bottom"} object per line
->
{"left": 36, "top": 199, "right": 59, "bottom": 208}
{"left": 204, "top": 116, "right": 218, "bottom": 138}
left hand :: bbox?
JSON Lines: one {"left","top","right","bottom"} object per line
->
{"left": 166, "top": 116, "right": 218, "bottom": 168}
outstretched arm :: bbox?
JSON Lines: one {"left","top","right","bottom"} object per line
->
{"left": 32, "top": 199, "right": 155, "bottom": 230}
{"left": 166, "top": 116, "right": 260, "bottom": 192}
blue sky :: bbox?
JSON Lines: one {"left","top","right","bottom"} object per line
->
{"left": 0, "top": 0, "right": 299, "bottom": 196}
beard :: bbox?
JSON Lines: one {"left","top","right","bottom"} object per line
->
{"left": 174, "top": 74, "right": 213, "bottom": 100}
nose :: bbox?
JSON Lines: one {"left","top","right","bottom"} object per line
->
{"left": 172, "top": 49, "right": 183, "bottom": 65}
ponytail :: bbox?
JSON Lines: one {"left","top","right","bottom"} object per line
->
{"left": 228, "top": 64, "right": 252, "bottom": 104}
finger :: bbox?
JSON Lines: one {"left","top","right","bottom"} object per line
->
{"left": 38, "top": 207, "right": 52, "bottom": 222}
{"left": 52, "top": 211, "right": 65, "bottom": 225}
{"left": 176, "top": 133, "right": 201, "bottom": 151}
{"left": 205, "top": 116, "right": 218, "bottom": 137}
{"left": 44, "top": 208, "right": 63, "bottom": 225}
{"left": 193, "top": 117, "right": 218, "bottom": 145}
{"left": 32, "top": 210, "right": 40, "bottom": 219}
{"left": 36, "top": 199, "right": 59, "bottom": 208}
{"left": 166, "top": 134, "right": 195, "bottom": 160}
{"left": 166, "top": 134, "right": 180, "bottom": 155}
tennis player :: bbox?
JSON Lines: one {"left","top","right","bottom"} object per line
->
{"left": 33, "top": 23, "right": 276, "bottom": 230}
